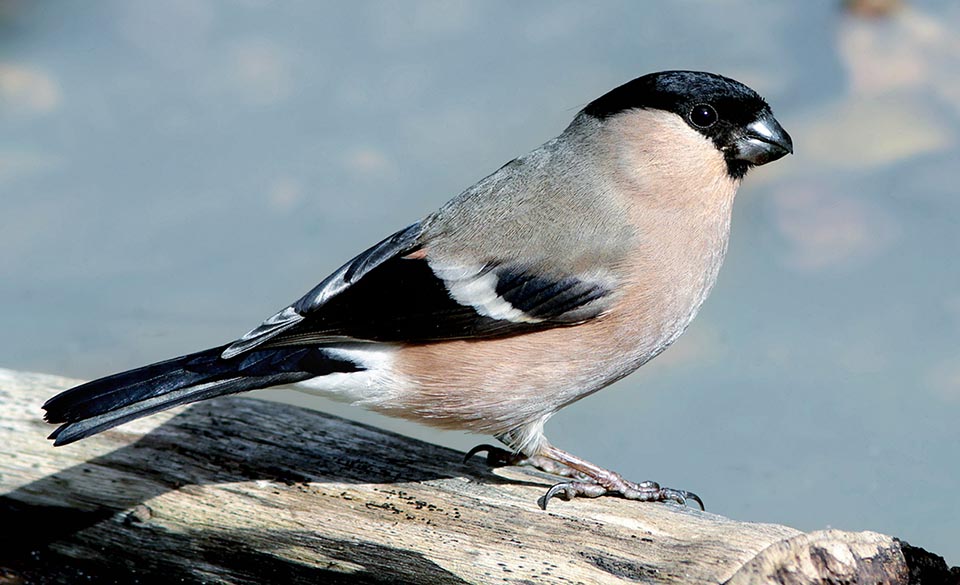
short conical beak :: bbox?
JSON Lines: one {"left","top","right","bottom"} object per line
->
{"left": 734, "top": 113, "right": 793, "bottom": 165}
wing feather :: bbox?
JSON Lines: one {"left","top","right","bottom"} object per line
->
{"left": 223, "top": 221, "right": 615, "bottom": 356}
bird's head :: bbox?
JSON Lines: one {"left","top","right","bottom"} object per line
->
{"left": 582, "top": 70, "right": 793, "bottom": 180}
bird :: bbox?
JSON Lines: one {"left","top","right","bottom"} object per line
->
{"left": 43, "top": 70, "right": 792, "bottom": 510}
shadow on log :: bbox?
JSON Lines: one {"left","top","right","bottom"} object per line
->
{"left": 0, "top": 369, "right": 956, "bottom": 584}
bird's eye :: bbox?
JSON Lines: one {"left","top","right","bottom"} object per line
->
{"left": 689, "top": 104, "right": 718, "bottom": 128}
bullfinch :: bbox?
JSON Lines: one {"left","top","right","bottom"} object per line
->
{"left": 43, "top": 70, "right": 792, "bottom": 509}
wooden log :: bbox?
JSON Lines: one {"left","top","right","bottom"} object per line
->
{"left": 0, "top": 368, "right": 955, "bottom": 584}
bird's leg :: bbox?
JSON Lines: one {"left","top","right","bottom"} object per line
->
{"left": 463, "top": 444, "right": 591, "bottom": 480}
{"left": 534, "top": 444, "right": 704, "bottom": 511}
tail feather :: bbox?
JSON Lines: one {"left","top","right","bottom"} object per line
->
{"left": 43, "top": 344, "right": 361, "bottom": 446}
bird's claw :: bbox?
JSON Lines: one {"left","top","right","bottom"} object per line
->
{"left": 463, "top": 444, "right": 522, "bottom": 466}
{"left": 538, "top": 481, "right": 606, "bottom": 509}
{"left": 463, "top": 444, "right": 591, "bottom": 479}
{"left": 538, "top": 479, "right": 705, "bottom": 511}
{"left": 662, "top": 487, "right": 704, "bottom": 511}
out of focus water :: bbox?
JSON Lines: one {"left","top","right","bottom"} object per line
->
{"left": 2, "top": 0, "right": 958, "bottom": 565}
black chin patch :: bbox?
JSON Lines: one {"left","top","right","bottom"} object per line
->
{"left": 725, "top": 159, "right": 751, "bottom": 181}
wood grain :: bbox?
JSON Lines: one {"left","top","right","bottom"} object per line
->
{"left": 0, "top": 368, "right": 950, "bottom": 584}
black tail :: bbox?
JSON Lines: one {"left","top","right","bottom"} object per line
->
{"left": 43, "top": 344, "right": 360, "bottom": 446}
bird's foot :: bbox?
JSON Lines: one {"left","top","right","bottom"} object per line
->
{"left": 533, "top": 444, "right": 704, "bottom": 511}
{"left": 465, "top": 442, "right": 703, "bottom": 511}
{"left": 537, "top": 477, "right": 703, "bottom": 511}
{"left": 463, "top": 444, "right": 590, "bottom": 480}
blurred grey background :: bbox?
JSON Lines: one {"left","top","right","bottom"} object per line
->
{"left": 2, "top": 0, "right": 958, "bottom": 565}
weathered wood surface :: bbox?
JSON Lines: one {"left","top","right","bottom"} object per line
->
{"left": 0, "top": 368, "right": 955, "bottom": 584}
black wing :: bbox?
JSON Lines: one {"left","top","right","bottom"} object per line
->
{"left": 223, "top": 222, "right": 614, "bottom": 355}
